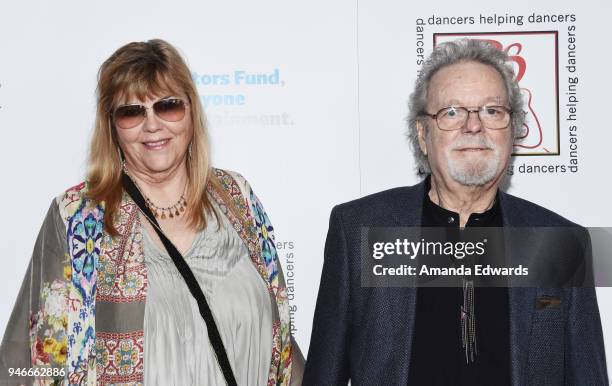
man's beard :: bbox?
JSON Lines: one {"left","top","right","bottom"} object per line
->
{"left": 446, "top": 136, "right": 504, "bottom": 186}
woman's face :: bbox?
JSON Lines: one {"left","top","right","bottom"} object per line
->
{"left": 114, "top": 92, "right": 193, "bottom": 179}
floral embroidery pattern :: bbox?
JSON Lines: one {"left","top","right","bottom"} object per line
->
{"left": 58, "top": 185, "right": 148, "bottom": 385}
{"left": 66, "top": 201, "right": 104, "bottom": 384}
{"left": 245, "top": 184, "right": 292, "bottom": 386}
{"left": 96, "top": 331, "right": 144, "bottom": 383}
{"left": 250, "top": 189, "right": 279, "bottom": 284}
{"left": 208, "top": 171, "right": 269, "bottom": 282}
{"left": 268, "top": 320, "right": 282, "bottom": 386}
{"left": 29, "top": 279, "right": 69, "bottom": 368}
{"left": 97, "top": 198, "right": 147, "bottom": 303}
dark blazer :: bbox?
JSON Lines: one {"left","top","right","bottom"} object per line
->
{"left": 303, "top": 179, "right": 608, "bottom": 386}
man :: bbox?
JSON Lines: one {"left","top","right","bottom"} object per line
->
{"left": 303, "top": 39, "right": 608, "bottom": 385}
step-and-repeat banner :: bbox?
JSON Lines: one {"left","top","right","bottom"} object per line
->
{"left": 1, "top": 0, "right": 610, "bottom": 378}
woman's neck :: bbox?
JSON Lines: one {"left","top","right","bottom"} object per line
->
{"left": 125, "top": 160, "right": 188, "bottom": 207}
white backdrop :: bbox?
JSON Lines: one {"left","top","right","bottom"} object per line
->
{"left": 0, "top": 0, "right": 609, "bottom": 381}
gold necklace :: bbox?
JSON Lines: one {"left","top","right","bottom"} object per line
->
{"left": 123, "top": 163, "right": 187, "bottom": 220}
{"left": 144, "top": 194, "right": 187, "bottom": 220}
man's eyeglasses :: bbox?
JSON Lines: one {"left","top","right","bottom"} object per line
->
{"left": 112, "top": 98, "right": 188, "bottom": 129}
{"left": 422, "top": 106, "right": 512, "bottom": 131}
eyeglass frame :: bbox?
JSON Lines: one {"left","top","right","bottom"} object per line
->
{"left": 110, "top": 97, "right": 191, "bottom": 130}
{"left": 421, "top": 105, "right": 513, "bottom": 131}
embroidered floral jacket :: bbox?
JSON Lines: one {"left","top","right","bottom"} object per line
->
{"left": 0, "top": 169, "right": 300, "bottom": 386}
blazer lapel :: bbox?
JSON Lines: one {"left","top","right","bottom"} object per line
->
{"left": 499, "top": 192, "right": 536, "bottom": 386}
{"left": 389, "top": 180, "right": 425, "bottom": 383}
{"left": 389, "top": 179, "right": 426, "bottom": 228}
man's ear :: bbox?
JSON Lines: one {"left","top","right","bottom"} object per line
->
{"left": 513, "top": 124, "right": 527, "bottom": 143}
{"left": 416, "top": 120, "right": 428, "bottom": 156}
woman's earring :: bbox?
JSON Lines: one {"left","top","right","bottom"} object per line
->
{"left": 188, "top": 142, "right": 193, "bottom": 160}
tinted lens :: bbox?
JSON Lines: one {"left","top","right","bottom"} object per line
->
{"left": 114, "top": 105, "right": 146, "bottom": 129}
{"left": 153, "top": 99, "right": 186, "bottom": 122}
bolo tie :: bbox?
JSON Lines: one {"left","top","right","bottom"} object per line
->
{"left": 461, "top": 277, "right": 477, "bottom": 363}
{"left": 434, "top": 181, "right": 491, "bottom": 365}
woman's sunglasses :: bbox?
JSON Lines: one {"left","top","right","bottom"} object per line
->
{"left": 112, "top": 98, "right": 188, "bottom": 129}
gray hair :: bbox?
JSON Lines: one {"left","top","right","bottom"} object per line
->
{"left": 406, "top": 38, "right": 525, "bottom": 174}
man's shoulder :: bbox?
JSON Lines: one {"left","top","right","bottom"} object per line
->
{"left": 336, "top": 185, "right": 417, "bottom": 210}
{"left": 332, "top": 182, "right": 424, "bottom": 226}
{"left": 500, "top": 191, "right": 580, "bottom": 227}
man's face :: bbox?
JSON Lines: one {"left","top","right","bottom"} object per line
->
{"left": 417, "top": 60, "right": 513, "bottom": 187}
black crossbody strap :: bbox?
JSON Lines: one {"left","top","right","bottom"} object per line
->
{"left": 122, "top": 172, "right": 238, "bottom": 386}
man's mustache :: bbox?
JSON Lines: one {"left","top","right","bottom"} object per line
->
{"left": 451, "top": 136, "right": 496, "bottom": 150}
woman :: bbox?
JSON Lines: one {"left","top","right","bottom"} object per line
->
{"left": 0, "top": 39, "right": 303, "bottom": 385}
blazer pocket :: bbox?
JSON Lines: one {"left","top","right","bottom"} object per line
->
{"left": 533, "top": 295, "right": 563, "bottom": 323}
{"left": 535, "top": 295, "right": 561, "bottom": 310}
{"left": 528, "top": 296, "right": 565, "bottom": 385}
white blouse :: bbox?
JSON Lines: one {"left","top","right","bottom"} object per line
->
{"left": 141, "top": 207, "right": 273, "bottom": 385}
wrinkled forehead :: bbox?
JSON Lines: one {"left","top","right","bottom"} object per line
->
{"left": 112, "top": 71, "right": 185, "bottom": 106}
{"left": 427, "top": 61, "right": 508, "bottom": 107}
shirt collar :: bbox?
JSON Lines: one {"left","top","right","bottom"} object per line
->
{"left": 422, "top": 175, "right": 502, "bottom": 227}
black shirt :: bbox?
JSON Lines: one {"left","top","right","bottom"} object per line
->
{"left": 407, "top": 177, "right": 511, "bottom": 385}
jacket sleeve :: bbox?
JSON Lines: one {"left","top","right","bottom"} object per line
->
{"left": 290, "top": 335, "right": 305, "bottom": 386}
{"left": 303, "top": 206, "right": 351, "bottom": 385}
{"left": 564, "top": 286, "right": 609, "bottom": 384}
{"left": 0, "top": 200, "right": 69, "bottom": 386}
{"left": 0, "top": 256, "right": 34, "bottom": 386}
{"left": 562, "top": 228, "right": 608, "bottom": 385}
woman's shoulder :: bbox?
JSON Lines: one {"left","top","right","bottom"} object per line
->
{"left": 53, "top": 181, "right": 91, "bottom": 221}
{"left": 211, "top": 167, "right": 248, "bottom": 185}
{"left": 210, "top": 167, "right": 255, "bottom": 195}
{"left": 58, "top": 181, "right": 88, "bottom": 199}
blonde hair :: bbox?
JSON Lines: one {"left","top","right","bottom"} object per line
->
{"left": 87, "top": 39, "right": 214, "bottom": 236}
